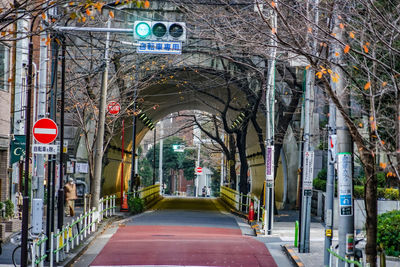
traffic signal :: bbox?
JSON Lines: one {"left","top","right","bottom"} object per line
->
{"left": 134, "top": 21, "right": 186, "bottom": 42}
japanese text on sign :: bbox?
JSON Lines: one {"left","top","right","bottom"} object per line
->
{"left": 137, "top": 41, "right": 182, "bottom": 54}
{"left": 338, "top": 153, "right": 353, "bottom": 216}
{"left": 266, "top": 146, "right": 274, "bottom": 182}
{"left": 32, "top": 144, "right": 58, "bottom": 155}
{"left": 302, "top": 151, "right": 314, "bottom": 190}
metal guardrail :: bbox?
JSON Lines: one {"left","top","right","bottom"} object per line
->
{"left": 30, "top": 194, "right": 117, "bottom": 267}
{"left": 220, "top": 186, "right": 261, "bottom": 222}
{"left": 127, "top": 184, "right": 160, "bottom": 206}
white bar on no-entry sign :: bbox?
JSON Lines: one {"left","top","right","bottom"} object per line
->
{"left": 34, "top": 128, "right": 57, "bottom": 134}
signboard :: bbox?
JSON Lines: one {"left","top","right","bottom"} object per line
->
{"left": 338, "top": 153, "right": 353, "bottom": 216}
{"left": 137, "top": 40, "right": 182, "bottom": 54}
{"left": 76, "top": 162, "right": 89, "bottom": 174}
{"left": 32, "top": 144, "right": 58, "bottom": 155}
{"left": 302, "top": 151, "right": 314, "bottom": 190}
{"left": 107, "top": 101, "right": 121, "bottom": 115}
{"left": 33, "top": 118, "right": 58, "bottom": 144}
{"left": 10, "top": 135, "right": 25, "bottom": 164}
{"left": 173, "top": 144, "right": 185, "bottom": 152}
{"left": 266, "top": 146, "right": 274, "bottom": 182}
{"left": 196, "top": 167, "right": 203, "bottom": 174}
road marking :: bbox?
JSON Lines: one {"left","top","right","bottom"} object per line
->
{"left": 92, "top": 266, "right": 215, "bottom": 267}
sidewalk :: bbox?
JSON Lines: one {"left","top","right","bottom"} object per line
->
{"left": 267, "top": 210, "right": 400, "bottom": 267}
{"left": 0, "top": 205, "right": 128, "bottom": 266}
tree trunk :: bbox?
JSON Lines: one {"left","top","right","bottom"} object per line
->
{"left": 362, "top": 152, "right": 377, "bottom": 267}
{"left": 228, "top": 134, "right": 237, "bottom": 190}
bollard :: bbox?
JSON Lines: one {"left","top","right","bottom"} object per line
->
{"left": 31, "top": 240, "right": 36, "bottom": 267}
{"left": 66, "top": 223, "right": 70, "bottom": 253}
{"left": 40, "top": 238, "right": 45, "bottom": 267}
{"left": 50, "top": 232, "right": 54, "bottom": 267}
{"left": 55, "top": 229, "right": 60, "bottom": 263}
{"left": 294, "top": 221, "right": 299, "bottom": 247}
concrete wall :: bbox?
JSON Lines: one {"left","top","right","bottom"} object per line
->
{"left": 312, "top": 189, "right": 400, "bottom": 229}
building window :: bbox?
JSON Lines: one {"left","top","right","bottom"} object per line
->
{"left": 0, "top": 44, "right": 9, "bottom": 92}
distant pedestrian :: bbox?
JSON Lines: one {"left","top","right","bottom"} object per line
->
{"left": 202, "top": 186, "right": 206, "bottom": 197}
{"left": 64, "top": 177, "right": 77, "bottom": 217}
{"left": 207, "top": 187, "right": 211, "bottom": 197}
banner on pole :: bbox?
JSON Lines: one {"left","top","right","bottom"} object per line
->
{"left": 302, "top": 151, "right": 314, "bottom": 190}
{"left": 10, "top": 135, "right": 26, "bottom": 164}
{"left": 266, "top": 146, "right": 274, "bottom": 185}
{"left": 338, "top": 153, "right": 353, "bottom": 216}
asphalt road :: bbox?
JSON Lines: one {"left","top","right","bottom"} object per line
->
{"left": 75, "top": 197, "right": 284, "bottom": 267}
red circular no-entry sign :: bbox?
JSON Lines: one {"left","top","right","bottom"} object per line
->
{"left": 196, "top": 167, "right": 203, "bottom": 174}
{"left": 33, "top": 118, "right": 58, "bottom": 144}
{"left": 107, "top": 101, "right": 121, "bottom": 115}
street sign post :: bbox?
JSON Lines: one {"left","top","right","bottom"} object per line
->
{"left": 32, "top": 118, "right": 58, "bottom": 144}
{"left": 107, "top": 101, "right": 121, "bottom": 115}
{"left": 196, "top": 167, "right": 202, "bottom": 174}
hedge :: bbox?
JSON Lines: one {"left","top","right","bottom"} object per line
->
{"left": 314, "top": 180, "right": 400, "bottom": 200}
{"left": 377, "top": 210, "right": 400, "bottom": 257}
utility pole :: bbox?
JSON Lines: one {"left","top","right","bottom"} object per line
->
{"left": 93, "top": 20, "right": 111, "bottom": 208}
{"left": 324, "top": 22, "right": 338, "bottom": 267}
{"left": 21, "top": 16, "right": 36, "bottom": 267}
{"left": 159, "top": 120, "right": 163, "bottom": 195}
{"left": 264, "top": 2, "right": 277, "bottom": 236}
{"left": 57, "top": 36, "right": 66, "bottom": 230}
{"left": 299, "top": 0, "right": 319, "bottom": 253}
{"left": 130, "top": 57, "right": 139, "bottom": 192}
{"left": 332, "top": 8, "right": 354, "bottom": 266}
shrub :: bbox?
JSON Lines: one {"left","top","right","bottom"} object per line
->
{"left": 313, "top": 178, "right": 326, "bottom": 191}
{"left": 377, "top": 210, "right": 400, "bottom": 257}
{"left": 377, "top": 172, "right": 386, "bottom": 188}
{"left": 128, "top": 196, "right": 144, "bottom": 214}
{"left": 317, "top": 168, "right": 327, "bottom": 180}
{"left": 384, "top": 188, "right": 399, "bottom": 200}
{"left": 353, "top": 186, "right": 364, "bottom": 199}
{"left": 5, "top": 200, "right": 14, "bottom": 219}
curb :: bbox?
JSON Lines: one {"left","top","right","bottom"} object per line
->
{"left": 63, "top": 215, "right": 125, "bottom": 267}
{"left": 282, "top": 244, "right": 305, "bottom": 267}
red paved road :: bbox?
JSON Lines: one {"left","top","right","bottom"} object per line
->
{"left": 90, "top": 225, "right": 278, "bottom": 266}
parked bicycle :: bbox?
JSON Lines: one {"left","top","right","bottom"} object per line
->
{"left": 10, "top": 227, "right": 39, "bottom": 266}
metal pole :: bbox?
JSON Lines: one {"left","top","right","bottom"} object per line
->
{"left": 299, "top": 0, "right": 319, "bottom": 253}
{"left": 299, "top": 68, "right": 315, "bottom": 253}
{"left": 93, "top": 20, "right": 111, "bottom": 208}
{"left": 129, "top": 57, "right": 138, "bottom": 192}
{"left": 332, "top": 11, "right": 354, "bottom": 266}
{"left": 21, "top": 23, "right": 34, "bottom": 267}
{"left": 47, "top": 35, "right": 59, "bottom": 253}
{"left": 264, "top": 3, "right": 277, "bottom": 235}
{"left": 153, "top": 128, "right": 156, "bottom": 185}
{"left": 57, "top": 36, "right": 66, "bottom": 230}
{"left": 120, "top": 119, "right": 124, "bottom": 207}
{"left": 159, "top": 121, "right": 164, "bottom": 194}
{"left": 196, "top": 143, "right": 201, "bottom": 197}
{"left": 324, "top": 37, "right": 338, "bottom": 267}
